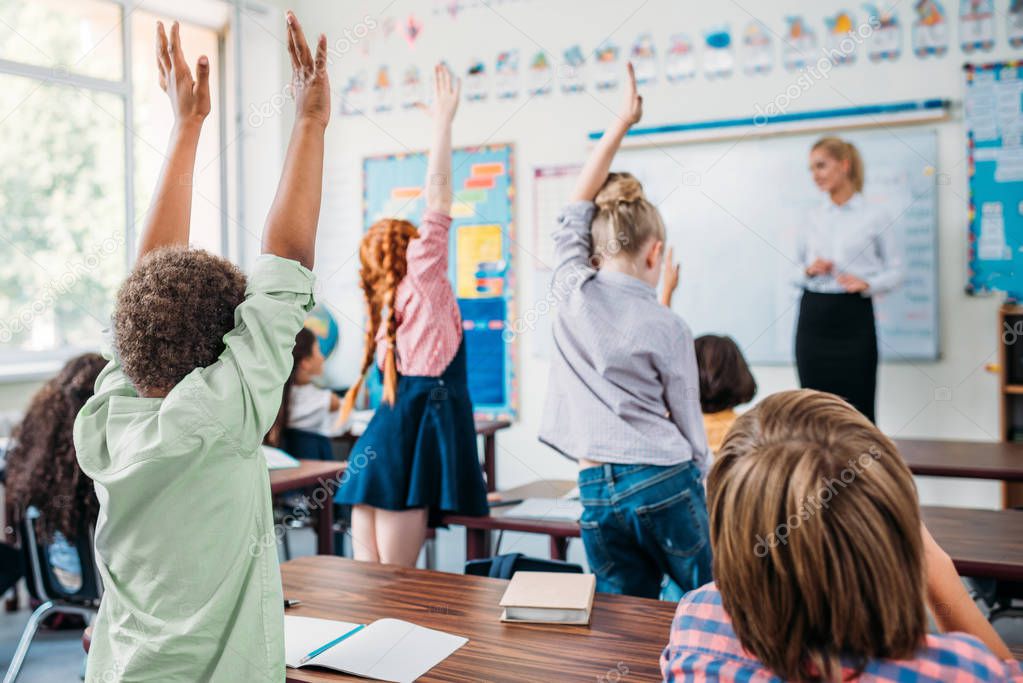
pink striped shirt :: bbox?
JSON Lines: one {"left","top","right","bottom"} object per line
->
{"left": 375, "top": 210, "right": 463, "bottom": 377}
{"left": 662, "top": 584, "right": 1023, "bottom": 682}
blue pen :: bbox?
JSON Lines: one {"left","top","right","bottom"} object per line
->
{"left": 298, "top": 624, "right": 365, "bottom": 665}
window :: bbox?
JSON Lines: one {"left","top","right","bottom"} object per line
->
{"left": 0, "top": 0, "right": 233, "bottom": 375}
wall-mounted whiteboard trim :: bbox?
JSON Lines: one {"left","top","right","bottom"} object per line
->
{"left": 589, "top": 100, "right": 953, "bottom": 147}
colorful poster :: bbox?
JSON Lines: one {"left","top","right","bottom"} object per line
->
{"left": 783, "top": 16, "right": 818, "bottom": 71}
{"left": 404, "top": 14, "right": 422, "bottom": 48}
{"left": 703, "top": 26, "right": 734, "bottom": 79}
{"left": 665, "top": 34, "right": 697, "bottom": 83}
{"left": 561, "top": 45, "right": 586, "bottom": 93}
{"left": 595, "top": 42, "right": 621, "bottom": 91}
{"left": 363, "top": 145, "right": 517, "bottom": 420}
{"left": 631, "top": 33, "right": 658, "bottom": 85}
{"left": 373, "top": 65, "right": 394, "bottom": 113}
{"left": 913, "top": 0, "right": 949, "bottom": 57}
{"left": 960, "top": 0, "right": 995, "bottom": 52}
{"left": 339, "top": 71, "right": 369, "bottom": 117}
{"left": 1011, "top": 0, "right": 1023, "bottom": 48}
{"left": 400, "top": 65, "right": 424, "bottom": 109}
{"left": 825, "top": 11, "right": 858, "bottom": 65}
{"left": 495, "top": 50, "right": 520, "bottom": 99}
{"left": 864, "top": 5, "right": 902, "bottom": 61}
{"left": 465, "top": 58, "right": 488, "bottom": 101}
{"left": 528, "top": 51, "right": 553, "bottom": 96}
{"left": 742, "top": 21, "right": 774, "bottom": 75}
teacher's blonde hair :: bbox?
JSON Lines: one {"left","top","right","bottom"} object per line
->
{"left": 813, "top": 137, "right": 865, "bottom": 193}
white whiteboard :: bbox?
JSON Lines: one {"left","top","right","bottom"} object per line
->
{"left": 613, "top": 129, "right": 940, "bottom": 363}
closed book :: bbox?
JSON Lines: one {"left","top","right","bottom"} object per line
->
{"left": 499, "top": 571, "right": 596, "bottom": 625}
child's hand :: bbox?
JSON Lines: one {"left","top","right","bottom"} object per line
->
{"left": 156, "top": 21, "right": 211, "bottom": 126}
{"left": 423, "top": 63, "right": 461, "bottom": 125}
{"left": 661, "top": 246, "right": 680, "bottom": 307}
{"left": 287, "top": 11, "right": 330, "bottom": 128}
{"left": 619, "top": 62, "right": 643, "bottom": 128}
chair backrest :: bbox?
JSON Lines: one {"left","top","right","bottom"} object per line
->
{"left": 20, "top": 507, "right": 101, "bottom": 605}
{"left": 465, "top": 552, "right": 584, "bottom": 579}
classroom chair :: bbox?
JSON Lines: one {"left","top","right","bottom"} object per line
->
{"left": 465, "top": 552, "right": 583, "bottom": 579}
{"left": 3, "top": 507, "right": 100, "bottom": 683}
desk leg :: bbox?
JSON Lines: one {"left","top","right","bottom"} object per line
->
{"left": 317, "top": 504, "right": 334, "bottom": 555}
{"left": 483, "top": 435, "right": 496, "bottom": 492}
{"left": 550, "top": 537, "right": 568, "bottom": 562}
{"left": 466, "top": 528, "right": 489, "bottom": 560}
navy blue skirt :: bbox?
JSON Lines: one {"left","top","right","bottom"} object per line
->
{"left": 334, "top": 340, "right": 489, "bottom": 526}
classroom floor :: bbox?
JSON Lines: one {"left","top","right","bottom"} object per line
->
{"left": 1, "top": 526, "right": 1021, "bottom": 681}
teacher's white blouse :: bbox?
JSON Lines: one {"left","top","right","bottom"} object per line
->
{"left": 794, "top": 193, "right": 902, "bottom": 296}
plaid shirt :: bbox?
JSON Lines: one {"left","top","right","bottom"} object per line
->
{"left": 374, "top": 210, "right": 462, "bottom": 377}
{"left": 662, "top": 584, "right": 1023, "bottom": 682}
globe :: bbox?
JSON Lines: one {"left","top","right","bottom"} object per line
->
{"left": 304, "top": 304, "right": 340, "bottom": 358}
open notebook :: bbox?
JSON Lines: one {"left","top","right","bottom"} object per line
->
{"left": 284, "top": 615, "right": 467, "bottom": 683}
{"left": 262, "top": 445, "right": 300, "bottom": 470}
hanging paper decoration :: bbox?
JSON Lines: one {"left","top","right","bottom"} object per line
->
{"left": 560, "top": 45, "right": 586, "bottom": 93}
{"left": 382, "top": 16, "right": 397, "bottom": 39}
{"left": 631, "top": 33, "right": 658, "bottom": 85}
{"left": 912, "top": 0, "right": 949, "bottom": 57}
{"left": 465, "top": 58, "right": 488, "bottom": 101}
{"left": 824, "top": 11, "right": 858, "bottom": 65}
{"left": 703, "top": 26, "right": 734, "bottom": 80}
{"left": 742, "top": 21, "right": 774, "bottom": 75}
{"left": 528, "top": 51, "right": 553, "bottom": 96}
{"left": 960, "top": 0, "right": 995, "bottom": 52}
{"left": 373, "top": 65, "right": 394, "bottom": 113}
{"left": 863, "top": 5, "right": 902, "bottom": 61}
{"left": 404, "top": 14, "right": 423, "bottom": 48}
{"left": 783, "top": 16, "right": 818, "bottom": 71}
{"left": 445, "top": 0, "right": 460, "bottom": 19}
{"left": 1011, "top": 0, "right": 1023, "bottom": 48}
{"left": 665, "top": 34, "right": 697, "bottom": 83}
{"left": 495, "top": 50, "right": 520, "bottom": 99}
{"left": 401, "top": 65, "right": 424, "bottom": 109}
{"left": 339, "top": 71, "right": 368, "bottom": 117}
{"left": 594, "top": 42, "right": 621, "bottom": 91}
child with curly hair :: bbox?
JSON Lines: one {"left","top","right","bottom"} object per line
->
{"left": 335, "top": 64, "right": 489, "bottom": 567}
{"left": 73, "top": 13, "right": 329, "bottom": 681}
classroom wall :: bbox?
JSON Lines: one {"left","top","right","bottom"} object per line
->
{"left": 293, "top": 0, "right": 1019, "bottom": 510}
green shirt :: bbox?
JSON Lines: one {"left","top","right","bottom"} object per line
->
{"left": 74, "top": 254, "right": 315, "bottom": 682}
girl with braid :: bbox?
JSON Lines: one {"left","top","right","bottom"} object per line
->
{"left": 335, "top": 64, "right": 489, "bottom": 567}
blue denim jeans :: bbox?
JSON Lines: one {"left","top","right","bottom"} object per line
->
{"left": 578, "top": 461, "right": 712, "bottom": 599}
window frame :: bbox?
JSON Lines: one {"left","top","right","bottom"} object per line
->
{"left": 0, "top": 0, "right": 242, "bottom": 381}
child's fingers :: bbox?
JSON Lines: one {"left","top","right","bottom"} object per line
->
{"left": 626, "top": 61, "right": 636, "bottom": 91}
{"left": 156, "top": 22, "right": 171, "bottom": 75}
{"left": 169, "top": 21, "right": 191, "bottom": 80}
{"left": 451, "top": 76, "right": 462, "bottom": 101}
{"left": 194, "top": 55, "right": 210, "bottom": 99}
{"left": 285, "top": 16, "right": 301, "bottom": 72}
{"left": 314, "top": 34, "right": 328, "bottom": 75}
{"left": 289, "top": 13, "right": 314, "bottom": 70}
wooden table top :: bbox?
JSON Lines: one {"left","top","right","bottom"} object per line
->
{"left": 895, "top": 438, "right": 1023, "bottom": 481}
{"left": 280, "top": 556, "right": 675, "bottom": 682}
{"left": 270, "top": 460, "right": 346, "bottom": 495}
{"left": 921, "top": 506, "right": 1023, "bottom": 582}
{"left": 474, "top": 418, "right": 512, "bottom": 436}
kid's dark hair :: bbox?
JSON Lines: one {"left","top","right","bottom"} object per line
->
{"left": 694, "top": 335, "right": 757, "bottom": 413}
{"left": 5, "top": 353, "right": 107, "bottom": 542}
{"left": 266, "top": 327, "right": 318, "bottom": 447}
{"left": 112, "top": 246, "right": 247, "bottom": 394}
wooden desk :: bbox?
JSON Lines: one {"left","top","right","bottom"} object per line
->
{"left": 281, "top": 556, "right": 675, "bottom": 682}
{"left": 895, "top": 438, "right": 1023, "bottom": 482}
{"left": 475, "top": 418, "right": 511, "bottom": 492}
{"left": 270, "top": 460, "right": 346, "bottom": 556}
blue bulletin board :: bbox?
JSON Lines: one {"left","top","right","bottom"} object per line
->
{"left": 966, "top": 61, "right": 1023, "bottom": 297}
{"left": 363, "top": 144, "right": 517, "bottom": 420}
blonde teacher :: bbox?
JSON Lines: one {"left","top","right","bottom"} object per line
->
{"left": 794, "top": 137, "right": 901, "bottom": 423}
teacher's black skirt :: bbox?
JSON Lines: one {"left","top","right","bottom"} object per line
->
{"left": 795, "top": 290, "right": 878, "bottom": 423}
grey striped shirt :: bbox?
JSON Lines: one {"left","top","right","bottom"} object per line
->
{"left": 538, "top": 201, "right": 710, "bottom": 473}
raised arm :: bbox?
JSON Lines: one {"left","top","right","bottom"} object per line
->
{"left": 262, "top": 12, "right": 330, "bottom": 270}
{"left": 424, "top": 64, "right": 460, "bottom": 215}
{"left": 136, "top": 21, "right": 211, "bottom": 259}
{"left": 572, "top": 62, "right": 642, "bottom": 201}
{"left": 661, "top": 246, "right": 680, "bottom": 307}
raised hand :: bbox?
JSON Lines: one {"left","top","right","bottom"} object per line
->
{"left": 619, "top": 62, "right": 643, "bottom": 127}
{"left": 425, "top": 63, "right": 461, "bottom": 125}
{"left": 156, "top": 21, "right": 211, "bottom": 125}
{"left": 661, "top": 246, "right": 680, "bottom": 307}
{"left": 287, "top": 11, "right": 330, "bottom": 128}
